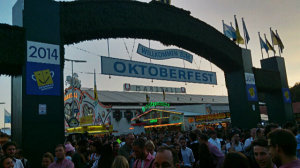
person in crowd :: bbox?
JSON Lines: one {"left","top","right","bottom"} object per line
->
{"left": 145, "top": 140, "right": 156, "bottom": 157}
{"left": 65, "top": 143, "right": 75, "bottom": 161}
{"left": 197, "top": 142, "right": 216, "bottom": 168}
{"left": 283, "top": 122, "right": 297, "bottom": 135}
{"left": 0, "top": 156, "right": 14, "bottom": 168}
{"left": 264, "top": 123, "right": 279, "bottom": 137}
{"left": 90, "top": 141, "right": 102, "bottom": 168}
{"left": 179, "top": 137, "right": 195, "bottom": 168}
{"left": 296, "top": 125, "right": 300, "bottom": 159}
{"left": 208, "top": 130, "right": 222, "bottom": 152}
{"left": 268, "top": 129, "right": 300, "bottom": 168}
{"left": 98, "top": 144, "right": 114, "bottom": 168}
{"left": 153, "top": 146, "right": 179, "bottom": 168}
{"left": 256, "top": 128, "right": 265, "bottom": 139}
{"left": 222, "top": 152, "right": 251, "bottom": 168}
{"left": 188, "top": 131, "right": 200, "bottom": 165}
{"left": 111, "top": 156, "right": 129, "bottom": 168}
{"left": 113, "top": 141, "right": 120, "bottom": 158}
{"left": 244, "top": 128, "right": 257, "bottom": 152}
{"left": 2, "top": 142, "right": 23, "bottom": 168}
{"left": 132, "top": 138, "right": 155, "bottom": 168}
{"left": 252, "top": 138, "right": 277, "bottom": 168}
{"left": 226, "top": 131, "right": 243, "bottom": 152}
{"left": 15, "top": 149, "right": 29, "bottom": 168}
{"left": 41, "top": 152, "right": 54, "bottom": 168}
{"left": 118, "top": 133, "right": 135, "bottom": 168}
{"left": 199, "top": 133, "right": 224, "bottom": 168}
{"left": 72, "top": 139, "right": 89, "bottom": 168}
{"left": 48, "top": 144, "right": 74, "bottom": 168}
{"left": 173, "top": 143, "right": 183, "bottom": 165}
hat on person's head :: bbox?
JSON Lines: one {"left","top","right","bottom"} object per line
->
{"left": 65, "top": 143, "right": 75, "bottom": 152}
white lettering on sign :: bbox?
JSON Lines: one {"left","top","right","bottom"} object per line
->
{"left": 123, "top": 83, "right": 186, "bottom": 93}
{"left": 245, "top": 73, "right": 255, "bottom": 84}
{"left": 27, "top": 41, "right": 60, "bottom": 65}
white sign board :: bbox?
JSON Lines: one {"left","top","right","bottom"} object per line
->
{"left": 27, "top": 41, "right": 60, "bottom": 65}
{"left": 101, "top": 57, "right": 217, "bottom": 84}
{"left": 245, "top": 73, "right": 255, "bottom": 84}
{"left": 137, "top": 44, "right": 193, "bottom": 63}
{"left": 39, "top": 104, "right": 47, "bottom": 115}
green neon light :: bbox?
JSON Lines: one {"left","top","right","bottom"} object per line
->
{"left": 150, "top": 119, "right": 158, "bottom": 123}
{"left": 142, "top": 102, "right": 170, "bottom": 112}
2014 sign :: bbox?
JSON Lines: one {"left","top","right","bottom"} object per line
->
{"left": 27, "top": 41, "right": 60, "bottom": 65}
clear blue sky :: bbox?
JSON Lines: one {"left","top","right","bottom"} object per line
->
{"left": 1, "top": 0, "right": 300, "bottom": 126}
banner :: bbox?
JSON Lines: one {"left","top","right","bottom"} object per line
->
{"left": 4, "top": 109, "right": 11, "bottom": 124}
{"left": 101, "top": 57, "right": 217, "bottom": 84}
{"left": 246, "top": 84, "right": 258, "bottom": 101}
{"left": 282, "top": 88, "right": 291, "bottom": 103}
{"left": 26, "top": 62, "right": 61, "bottom": 96}
{"left": 137, "top": 44, "right": 193, "bottom": 63}
{"left": 195, "top": 112, "right": 230, "bottom": 122}
{"left": 80, "top": 115, "right": 94, "bottom": 126}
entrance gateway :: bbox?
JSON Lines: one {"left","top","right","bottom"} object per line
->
{"left": 0, "top": 0, "right": 293, "bottom": 166}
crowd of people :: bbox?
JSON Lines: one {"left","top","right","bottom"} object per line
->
{"left": 1, "top": 122, "right": 300, "bottom": 168}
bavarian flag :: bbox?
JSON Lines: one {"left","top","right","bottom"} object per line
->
{"left": 265, "top": 38, "right": 275, "bottom": 53}
{"left": 259, "top": 36, "right": 269, "bottom": 53}
{"left": 234, "top": 16, "right": 244, "bottom": 44}
{"left": 223, "top": 22, "right": 237, "bottom": 40}
{"left": 271, "top": 30, "right": 279, "bottom": 45}
{"left": 276, "top": 31, "right": 285, "bottom": 53}
{"left": 242, "top": 18, "right": 250, "bottom": 44}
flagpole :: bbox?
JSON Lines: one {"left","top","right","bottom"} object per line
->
{"left": 270, "top": 27, "right": 276, "bottom": 57}
{"left": 264, "top": 33, "right": 270, "bottom": 58}
{"left": 258, "top": 32, "right": 264, "bottom": 59}
{"left": 276, "top": 30, "right": 282, "bottom": 57}
{"left": 242, "top": 17, "right": 247, "bottom": 49}
{"left": 4, "top": 109, "right": 5, "bottom": 129}
{"left": 222, "top": 20, "right": 225, "bottom": 34}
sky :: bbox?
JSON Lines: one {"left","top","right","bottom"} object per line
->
{"left": 0, "top": 0, "right": 300, "bottom": 127}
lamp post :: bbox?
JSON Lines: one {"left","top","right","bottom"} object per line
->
{"left": 0, "top": 102, "right": 5, "bottom": 129}
{"left": 64, "top": 59, "right": 87, "bottom": 120}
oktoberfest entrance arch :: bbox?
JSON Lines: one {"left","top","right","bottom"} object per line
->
{"left": 0, "top": 0, "right": 293, "bottom": 166}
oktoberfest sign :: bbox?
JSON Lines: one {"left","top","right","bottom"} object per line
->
{"left": 101, "top": 57, "right": 217, "bottom": 84}
{"left": 137, "top": 44, "right": 193, "bottom": 63}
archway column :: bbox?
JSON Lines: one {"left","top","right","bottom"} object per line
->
{"left": 225, "top": 49, "right": 261, "bottom": 129}
{"left": 12, "top": 0, "right": 64, "bottom": 167}
{"left": 260, "top": 57, "right": 294, "bottom": 124}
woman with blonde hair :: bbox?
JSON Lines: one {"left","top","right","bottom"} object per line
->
{"left": 145, "top": 140, "right": 156, "bottom": 157}
{"left": 111, "top": 156, "right": 129, "bottom": 168}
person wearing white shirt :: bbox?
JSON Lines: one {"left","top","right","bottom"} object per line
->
{"left": 226, "top": 133, "right": 243, "bottom": 153}
{"left": 179, "top": 137, "right": 195, "bottom": 168}
{"left": 208, "top": 131, "right": 222, "bottom": 152}
{"left": 244, "top": 128, "right": 257, "bottom": 152}
{"left": 2, "top": 142, "right": 24, "bottom": 168}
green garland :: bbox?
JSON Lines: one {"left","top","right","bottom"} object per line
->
{"left": 60, "top": 0, "right": 242, "bottom": 73}
{"left": 0, "top": 24, "right": 26, "bottom": 76}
